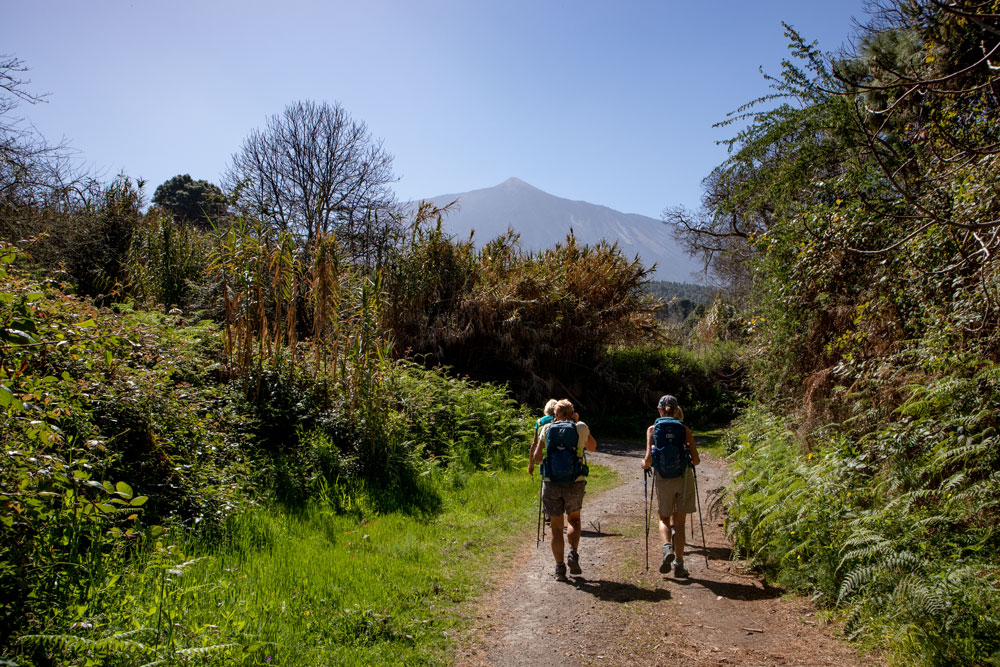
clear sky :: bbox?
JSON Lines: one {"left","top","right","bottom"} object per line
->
{"left": 4, "top": 1, "right": 866, "bottom": 219}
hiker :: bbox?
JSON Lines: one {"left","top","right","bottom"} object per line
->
{"left": 642, "top": 394, "right": 699, "bottom": 577}
{"left": 530, "top": 399, "right": 597, "bottom": 581}
{"left": 528, "top": 399, "right": 558, "bottom": 477}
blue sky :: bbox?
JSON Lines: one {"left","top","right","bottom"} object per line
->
{"left": 4, "top": 1, "right": 866, "bottom": 218}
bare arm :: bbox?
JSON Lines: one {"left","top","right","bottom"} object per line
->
{"left": 529, "top": 426, "right": 546, "bottom": 464}
{"left": 686, "top": 427, "right": 700, "bottom": 466}
{"left": 528, "top": 431, "right": 539, "bottom": 475}
{"left": 642, "top": 425, "right": 654, "bottom": 469}
{"left": 577, "top": 422, "right": 597, "bottom": 452}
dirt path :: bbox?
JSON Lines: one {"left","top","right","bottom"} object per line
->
{"left": 457, "top": 441, "right": 877, "bottom": 666}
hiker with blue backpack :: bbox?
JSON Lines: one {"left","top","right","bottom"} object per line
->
{"left": 642, "top": 394, "right": 700, "bottom": 578}
{"left": 529, "top": 399, "right": 598, "bottom": 581}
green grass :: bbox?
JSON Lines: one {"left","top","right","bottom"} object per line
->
{"left": 54, "top": 463, "right": 621, "bottom": 666}
{"left": 693, "top": 425, "right": 729, "bottom": 458}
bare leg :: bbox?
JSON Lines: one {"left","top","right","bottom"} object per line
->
{"left": 658, "top": 514, "right": 671, "bottom": 546}
{"left": 672, "top": 511, "right": 687, "bottom": 560}
{"left": 566, "top": 511, "right": 582, "bottom": 551}
{"left": 549, "top": 514, "right": 566, "bottom": 563}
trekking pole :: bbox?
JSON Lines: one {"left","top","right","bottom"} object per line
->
{"left": 680, "top": 458, "right": 690, "bottom": 548}
{"left": 691, "top": 460, "right": 709, "bottom": 568}
{"left": 536, "top": 478, "right": 544, "bottom": 548}
{"left": 643, "top": 468, "right": 650, "bottom": 570}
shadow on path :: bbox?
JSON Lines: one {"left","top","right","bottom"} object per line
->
{"left": 681, "top": 544, "right": 733, "bottom": 561}
{"left": 669, "top": 575, "right": 783, "bottom": 601}
{"left": 580, "top": 530, "right": 622, "bottom": 538}
{"left": 568, "top": 577, "right": 672, "bottom": 603}
{"left": 594, "top": 440, "right": 644, "bottom": 458}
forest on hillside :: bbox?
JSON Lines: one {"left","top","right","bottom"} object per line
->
{"left": 2, "top": 0, "right": 1000, "bottom": 664}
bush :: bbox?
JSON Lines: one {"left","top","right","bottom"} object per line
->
{"left": 384, "top": 224, "right": 658, "bottom": 407}
{"left": 590, "top": 342, "right": 743, "bottom": 436}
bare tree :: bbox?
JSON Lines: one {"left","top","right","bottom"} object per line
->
{"left": 0, "top": 54, "right": 89, "bottom": 241}
{"left": 224, "top": 100, "right": 400, "bottom": 265}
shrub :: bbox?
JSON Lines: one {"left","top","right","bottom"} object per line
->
{"left": 384, "top": 224, "right": 658, "bottom": 406}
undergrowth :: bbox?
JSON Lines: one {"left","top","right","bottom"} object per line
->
{"left": 0, "top": 244, "right": 547, "bottom": 665}
{"left": 15, "top": 469, "right": 545, "bottom": 666}
{"left": 724, "top": 369, "right": 1000, "bottom": 665}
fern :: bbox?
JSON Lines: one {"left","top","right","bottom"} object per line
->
{"left": 892, "top": 574, "right": 947, "bottom": 618}
{"left": 839, "top": 564, "right": 882, "bottom": 601}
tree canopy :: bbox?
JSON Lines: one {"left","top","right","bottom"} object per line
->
{"left": 223, "top": 100, "right": 399, "bottom": 266}
{"left": 151, "top": 174, "right": 226, "bottom": 228}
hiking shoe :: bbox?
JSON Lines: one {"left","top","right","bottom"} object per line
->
{"left": 567, "top": 549, "right": 582, "bottom": 575}
{"left": 659, "top": 543, "right": 675, "bottom": 574}
{"left": 554, "top": 562, "right": 568, "bottom": 582}
{"left": 674, "top": 560, "right": 689, "bottom": 578}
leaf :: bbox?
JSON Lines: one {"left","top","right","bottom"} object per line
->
{"left": 78, "top": 319, "right": 97, "bottom": 328}
{"left": 1, "top": 328, "right": 36, "bottom": 344}
{"left": 115, "top": 481, "right": 133, "bottom": 499}
{"left": 0, "top": 385, "right": 13, "bottom": 409}
{"left": 129, "top": 496, "right": 148, "bottom": 507}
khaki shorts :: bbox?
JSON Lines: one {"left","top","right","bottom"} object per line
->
{"left": 542, "top": 480, "right": 587, "bottom": 517}
{"left": 654, "top": 468, "right": 696, "bottom": 516}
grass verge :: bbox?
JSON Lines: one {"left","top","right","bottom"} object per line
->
{"left": 694, "top": 425, "right": 729, "bottom": 458}
{"left": 49, "top": 463, "right": 620, "bottom": 666}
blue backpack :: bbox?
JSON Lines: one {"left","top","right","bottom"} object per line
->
{"left": 542, "top": 421, "right": 588, "bottom": 484}
{"left": 651, "top": 417, "right": 688, "bottom": 479}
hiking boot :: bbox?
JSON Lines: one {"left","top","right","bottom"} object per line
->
{"left": 658, "top": 543, "right": 674, "bottom": 574}
{"left": 554, "top": 562, "right": 568, "bottom": 582}
{"left": 674, "top": 560, "right": 689, "bottom": 578}
{"left": 567, "top": 548, "right": 582, "bottom": 575}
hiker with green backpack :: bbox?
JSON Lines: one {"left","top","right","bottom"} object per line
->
{"left": 529, "top": 399, "right": 598, "bottom": 581}
{"left": 642, "top": 394, "right": 700, "bottom": 578}
{"left": 528, "top": 399, "right": 557, "bottom": 478}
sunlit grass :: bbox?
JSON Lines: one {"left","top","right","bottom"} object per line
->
{"left": 100, "top": 463, "right": 619, "bottom": 666}
{"left": 694, "top": 426, "right": 728, "bottom": 458}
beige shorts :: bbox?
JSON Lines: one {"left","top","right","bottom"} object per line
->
{"left": 654, "top": 468, "right": 696, "bottom": 516}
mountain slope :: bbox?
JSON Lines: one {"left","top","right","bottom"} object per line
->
{"left": 419, "top": 178, "right": 704, "bottom": 284}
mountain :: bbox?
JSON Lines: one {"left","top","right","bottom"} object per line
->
{"left": 418, "top": 177, "right": 704, "bottom": 284}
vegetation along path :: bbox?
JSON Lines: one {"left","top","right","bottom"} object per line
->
{"left": 458, "top": 441, "right": 876, "bottom": 666}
